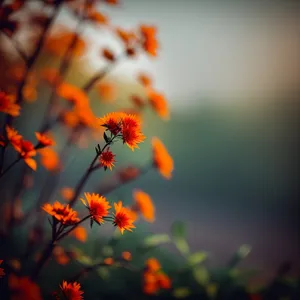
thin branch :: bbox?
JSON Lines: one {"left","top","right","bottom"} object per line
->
{"left": 0, "top": 30, "right": 28, "bottom": 61}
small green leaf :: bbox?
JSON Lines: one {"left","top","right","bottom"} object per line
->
{"left": 174, "top": 239, "right": 190, "bottom": 256}
{"left": 70, "top": 247, "right": 93, "bottom": 266}
{"left": 173, "top": 287, "right": 191, "bottom": 298}
{"left": 237, "top": 244, "right": 251, "bottom": 259}
{"left": 104, "top": 132, "right": 110, "bottom": 143}
{"left": 193, "top": 266, "right": 210, "bottom": 286}
{"left": 188, "top": 252, "right": 207, "bottom": 266}
{"left": 143, "top": 234, "right": 171, "bottom": 247}
{"left": 97, "top": 266, "right": 110, "bottom": 280}
{"left": 171, "top": 221, "right": 186, "bottom": 240}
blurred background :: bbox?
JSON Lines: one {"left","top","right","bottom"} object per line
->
{"left": 1, "top": 0, "right": 300, "bottom": 293}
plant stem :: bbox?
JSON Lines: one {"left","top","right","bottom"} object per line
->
{"left": 0, "top": 157, "right": 21, "bottom": 180}
{"left": 31, "top": 240, "right": 55, "bottom": 280}
{"left": 82, "top": 52, "right": 125, "bottom": 92}
{"left": 68, "top": 135, "right": 118, "bottom": 207}
{"left": 31, "top": 215, "right": 90, "bottom": 280}
{"left": 97, "top": 164, "right": 152, "bottom": 196}
{"left": 56, "top": 215, "right": 91, "bottom": 241}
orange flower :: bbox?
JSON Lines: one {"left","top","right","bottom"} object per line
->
{"left": 102, "top": 48, "right": 115, "bottom": 62}
{"left": 0, "top": 260, "right": 4, "bottom": 278}
{"left": 104, "top": 0, "right": 119, "bottom": 5}
{"left": 115, "top": 27, "right": 136, "bottom": 46}
{"left": 142, "top": 259, "right": 171, "bottom": 295}
{"left": 121, "top": 251, "right": 132, "bottom": 261}
{"left": 113, "top": 201, "right": 136, "bottom": 234}
{"left": 99, "top": 148, "right": 116, "bottom": 170}
{"left": 104, "top": 257, "right": 114, "bottom": 265}
{"left": 61, "top": 187, "right": 75, "bottom": 201}
{"left": 57, "top": 82, "right": 88, "bottom": 107}
{"left": 72, "top": 226, "right": 87, "bottom": 242}
{"left": 88, "top": 10, "right": 109, "bottom": 25}
{"left": 146, "top": 258, "right": 161, "bottom": 272}
{"left": 157, "top": 272, "right": 171, "bottom": 289}
{"left": 42, "top": 201, "right": 80, "bottom": 225}
{"left": 45, "top": 28, "right": 86, "bottom": 57}
{"left": 35, "top": 132, "right": 55, "bottom": 147}
{"left": 0, "top": 91, "right": 20, "bottom": 117}
{"left": 54, "top": 246, "right": 70, "bottom": 265}
{"left": 6, "top": 125, "right": 22, "bottom": 150}
{"left": 98, "top": 112, "right": 123, "bottom": 135}
{"left": 121, "top": 114, "right": 145, "bottom": 150}
{"left": 137, "top": 73, "right": 152, "bottom": 88}
{"left": 80, "top": 193, "right": 111, "bottom": 224}
{"left": 140, "top": 25, "right": 159, "bottom": 57}
{"left": 23, "top": 84, "right": 37, "bottom": 103}
{"left": 9, "top": 274, "right": 42, "bottom": 300}
{"left": 97, "top": 82, "right": 117, "bottom": 103}
{"left": 40, "top": 68, "right": 61, "bottom": 86}
{"left": 118, "top": 166, "right": 140, "bottom": 183}
{"left": 152, "top": 137, "right": 174, "bottom": 179}
{"left": 148, "top": 90, "right": 169, "bottom": 120}
{"left": 132, "top": 189, "right": 155, "bottom": 222}
{"left": 16, "top": 140, "right": 37, "bottom": 171}
{"left": 38, "top": 147, "right": 61, "bottom": 172}
{"left": 60, "top": 281, "right": 84, "bottom": 300}
{"left": 62, "top": 110, "right": 80, "bottom": 128}
{"left": 131, "top": 95, "right": 146, "bottom": 108}
{"left": 74, "top": 105, "right": 99, "bottom": 129}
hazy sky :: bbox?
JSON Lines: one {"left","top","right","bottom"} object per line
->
{"left": 66, "top": 0, "right": 300, "bottom": 109}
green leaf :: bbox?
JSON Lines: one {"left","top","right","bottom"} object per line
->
{"left": 174, "top": 239, "right": 190, "bottom": 256}
{"left": 97, "top": 266, "right": 110, "bottom": 280}
{"left": 171, "top": 221, "right": 186, "bottom": 240}
{"left": 172, "top": 287, "right": 191, "bottom": 298}
{"left": 193, "top": 266, "right": 210, "bottom": 286}
{"left": 103, "top": 132, "right": 110, "bottom": 143}
{"left": 70, "top": 246, "right": 94, "bottom": 266}
{"left": 143, "top": 234, "right": 171, "bottom": 247}
{"left": 237, "top": 244, "right": 251, "bottom": 259}
{"left": 188, "top": 252, "right": 207, "bottom": 266}
{"left": 228, "top": 244, "right": 252, "bottom": 268}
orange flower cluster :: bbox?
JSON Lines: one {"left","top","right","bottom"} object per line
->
{"left": 3, "top": 126, "right": 55, "bottom": 171}
{"left": 38, "top": 147, "right": 61, "bottom": 172}
{"left": 152, "top": 137, "right": 174, "bottom": 179}
{"left": 143, "top": 258, "right": 171, "bottom": 295}
{"left": 134, "top": 72, "right": 170, "bottom": 120}
{"left": 42, "top": 201, "right": 80, "bottom": 226}
{"left": 4, "top": 126, "right": 37, "bottom": 170}
{"left": 99, "top": 112, "right": 145, "bottom": 150}
{"left": 131, "top": 189, "right": 155, "bottom": 223}
{"left": 140, "top": 25, "right": 159, "bottom": 57}
{"left": 35, "top": 132, "right": 55, "bottom": 148}
{"left": 60, "top": 281, "right": 84, "bottom": 300}
{"left": 44, "top": 27, "right": 86, "bottom": 58}
{"left": 96, "top": 82, "right": 118, "bottom": 103}
{"left": 9, "top": 274, "right": 42, "bottom": 300}
{"left": 57, "top": 82, "right": 99, "bottom": 133}
{"left": 0, "top": 91, "right": 20, "bottom": 117}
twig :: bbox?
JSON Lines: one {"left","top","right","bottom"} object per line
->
{"left": 0, "top": 30, "right": 28, "bottom": 61}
